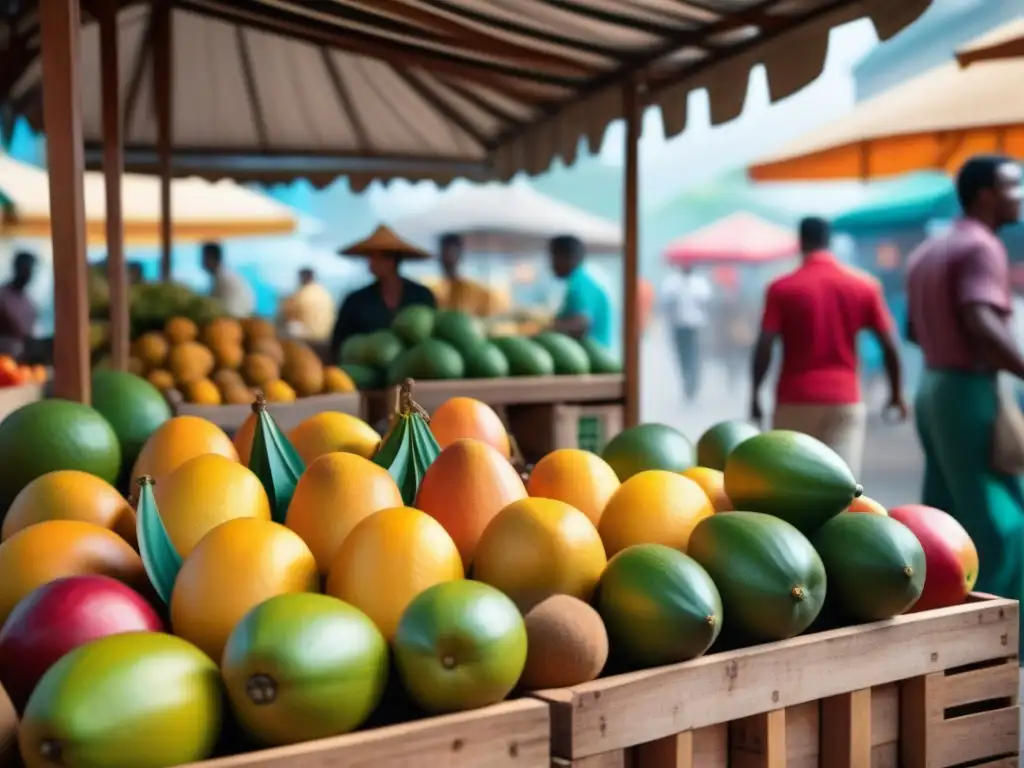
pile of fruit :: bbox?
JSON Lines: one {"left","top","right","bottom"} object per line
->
{"left": 338, "top": 307, "right": 620, "bottom": 390}
{"left": 0, "top": 357, "right": 47, "bottom": 389}
{"left": 129, "top": 316, "right": 356, "bottom": 405}
{"left": 0, "top": 376, "right": 980, "bottom": 768}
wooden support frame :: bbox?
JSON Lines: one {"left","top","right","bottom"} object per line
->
{"left": 621, "top": 78, "right": 641, "bottom": 428}
{"left": 154, "top": 0, "right": 173, "bottom": 281}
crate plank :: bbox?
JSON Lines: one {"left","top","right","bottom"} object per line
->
{"left": 167, "top": 391, "right": 364, "bottom": 431}
{"left": 934, "top": 707, "right": 1020, "bottom": 767}
{"left": 535, "top": 598, "right": 1018, "bottom": 759}
{"left": 821, "top": 690, "right": 871, "bottom": 768}
{"left": 385, "top": 375, "right": 625, "bottom": 412}
{"left": 729, "top": 709, "right": 786, "bottom": 768}
{"left": 940, "top": 658, "right": 1019, "bottom": 709}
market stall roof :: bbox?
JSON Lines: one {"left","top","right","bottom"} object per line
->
{"left": 392, "top": 180, "right": 622, "bottom": 254}
{"left": 0, "top": 153, "right": 297, "bottom": 244}
{"left": 0, "top": 0, "right": 932, "bottom": 189}
{"left": 831, "top": 172, "right": 958, "bottom": 236}
{"left": 663, "top": 211, "right": 797, "bottom": 264}
{"left": 747, "top": 21, "right": 1024, "bottom": 182}
{"left": 956, "top": 16, "right": 1024, "bottom": 67}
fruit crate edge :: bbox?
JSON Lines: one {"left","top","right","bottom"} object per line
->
{"left": 164, "top": 390, "right": 365, "bottom": 433}
{"left": 533, "top": 594, "right": 1020, "bottom": 767}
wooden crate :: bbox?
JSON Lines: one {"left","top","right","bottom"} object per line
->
{"left": 384, "top": 375, "right": 625, "bottom": 414}
{"left": 535, "top": 594, "right": 1019, "bottom": 767}
{"left": 507, "top": 403, "right": 624, "bottom": 461}
{"left": 164, "top": 391, "right": 364, "bottom": 433}
{"left": 0, "top": 383, "right": 43, "bottom": 424}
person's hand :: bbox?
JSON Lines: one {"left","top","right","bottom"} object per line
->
{"left": 749, "top": 397, "right": 763, "bottom": 429}
{"left": 883, "top": 394, "right": 910, "bottom": 424}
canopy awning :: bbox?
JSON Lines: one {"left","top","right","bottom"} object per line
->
{"left": 831, "top": 172, "right": 958, "bottom": 236}
{"left": 663, "top": 211, "right": 797, "bottom": 264}
{"left": 392, "top": 180, "right": 622, "bottom": 254}
{"left": 748, "top": 21, "right": 1024, "bottom": 182}
{"left": 957, "top": 16, "right": 1024, "bottom": 67}
{"left": 2, "top": 0, "right": 932, "bottom": 189}
{"left": 0, "top": 154, "right": 298, "bottom": 245}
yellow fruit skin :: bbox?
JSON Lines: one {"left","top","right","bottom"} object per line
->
{"left": 131, "top": 415, "right": 238, "bottom": 486}
{"left": 209, "top": 341, "right": 244, "bottom": 371}
{"left": 286, "top": 453, "right": 403, "bottom": 575}
{"left": 168, "top": 342, "right": 215, "bottom": 386}
{"left": 146, "top": 369, "right": 175, "bottom": 392}
{"left": 132, "top": 332, "right": 169, "bottom": 370}
{"left": 527, "top": 449, "right": 620, "bottom": 525}
{"left": 323, "top": 366, "right": 356, "bottom": 394}
{"left": 280, "top": 341, "right": 325, "bottom": 398}
{"left": 2, "top": 470, "right": 137, "bottom": 547}
{"left": 474, "top": 498, "right": 607, "bottom": 612}
{"left": 222, "top": 384, "right": 255, "bottom": 406}
{"left": 171, "top": 518, "right": 319, "bottom": 661}
{"left": 681, "top": 467, "right": 733, "bottom": 513}
{"left": 165, "top": 317, "right": 199, "bottom": 344}
{"left": 201, "top": 318, "right": 244, "bottom": 348}
{"left": 326, "top": 506, "right": 463, "bottom": 640}
{"left": 241, "top": 353, "right": 279, "bottom": 387}
{"left": 154, "top": 453, "right": 271, "bottom": 558}
{"left": 264, "top": 380, "right": 297, "bottom": 403}
{"left": 598, "top": 470, "right": 714, "bottom": 557}
{"left": 185, "top": 378, "right": 222, "bottom": 405}
{"left": 288, "top": 412, "right": 381, "bottom": 464}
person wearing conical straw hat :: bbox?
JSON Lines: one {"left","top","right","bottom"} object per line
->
{"left": 331, "top": 225, "right": 436, "bottom": 357}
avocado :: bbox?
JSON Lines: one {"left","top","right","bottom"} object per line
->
{"left": 696, "top": 420, "right": 760, "bottom": 471}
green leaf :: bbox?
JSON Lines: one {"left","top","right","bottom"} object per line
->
{"left": 248, "top": 394, "right": 306, "bottom": 524}
{"left": 135, "top": 476, "right": 182, "bottom": 604}
{"left": 373, "top": 379, "right": 441, "bottom": 506}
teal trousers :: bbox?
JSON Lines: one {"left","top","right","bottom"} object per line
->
{"left": 915, "top": 369, "right": 1024, "bottom": 656}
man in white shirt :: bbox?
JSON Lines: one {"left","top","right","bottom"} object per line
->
{"left": 661, "top": 264, "right": 712, "bottom": 402}
{"left": 279, "top": 267, "right": 336, "bottom": 341}
{"left": 202, "top": 242, "right": 255, "bottom": 318}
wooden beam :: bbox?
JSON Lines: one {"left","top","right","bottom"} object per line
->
{"left": 40, "top": 0, "right": 90, "bottom": 403}
{"left": 99, "top": 0, "right": 129, "bottom": 371}
{"left": 154, "top": 0, "right": 172, "bottom": 281}
{"left": 622, "top": 77, "right": 640, "bottom": 428}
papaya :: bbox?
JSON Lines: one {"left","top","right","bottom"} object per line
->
{"left": 724, "top": 430, "right": 860, "bottom": 533}
{"left": 812, "top": 513, "right": 926, "bottom": 622}
{"left": 247, "top": 394, "right": 306, "bottom": 524}
{"left": 373, "top": 380, "right": 441, "bottom": 506}
{"left": 462, "top": 342, "right": 510, "bottom": 379}
{"left": 135, "top": 475, "right": 181, "bottom": 605}
{"left": 433, "top": 310, "right": 485, "bottom": 354}
{"left": 531, "top": 332, "right": 590, "bottom": 376}
{"left": 391, "top": 340, "right": 464, "bottom": 384}
{"left": 391, "top": 305, "right": 435, "bottom": 346}
{"left": 688, "top": 512, "right": 826, "bottom": 641}
{"left": 579, "top": 338, "right": 621, "bottom": 374}
{"left": 695, "top": 420, "right": 759, "bottom": 471}
{"left": 491, "top": 336, "right": 554, "bottom": 377}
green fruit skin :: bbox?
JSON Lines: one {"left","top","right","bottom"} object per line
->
{"left": 687, "top": 512, "right": 826, "bottom": 642}
{"left": 491, "top": 337, "right": 555, "bottom": 377}
{"left": 462, "top": 342, "right": 510, "bottom": 379}
{"left": 19, "top": 632, "right": 222, "bottom": 768}
{"left": 812, "top": 513, "right": 926, "bottom": 622}
{"left": 373, "top": 412, "right": 441, "bottom": 506}
{"left": 396, "top": 339, "right": 465, "bottom": 382}
{"left": 579, "top": 338, "right": 621, "bottom": 374}
{"left": 598, "top": 544, "right": 722, "bottom": 668}
{"left": 532, "top": 333, "right": 591, "bottom": 376}
{"left": 222, "top": 593, "right": 389, "bottom": 747}
{"left": 339, "top": 363, "right": 383, "bottom": 390}
{"left": 600, "top": 423, "right": 695, "bottom": 481}
{"left": 391, "top": 305, "right": 435, "bottom": 345}
{"left": 361, "top": 330, "right": 406, "bottom": 370}
{"left": 0, "top": 399, "right": 122, "bottom": 516}
{"left": 433, "top": 311, "right": 486, "bottom": 354}
{"left": 696, "top": 420, "right": 760, "bottom": 471}
{"left": 339, "top": 334, "right": 370, "bottom": 366}
{"left": 394, "top": 580, "right": 527, "bottom": 714}
{"left": 91, "top": 370, "right": 172, "bottom": 471}
{"left": 724, "top": 430, "right": 859, "bottom": 533}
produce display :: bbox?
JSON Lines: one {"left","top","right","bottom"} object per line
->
{"left": 338, "top": 307, "right": 621, "bottom": 389}
{"left": 0, "top": 357, "right": 47, "bottom": 389}
{"left": 128, "top": 315, "right": 356, "bottom": 406}
{"left": 0, "top": 383, "right": 983, "bottom": 767}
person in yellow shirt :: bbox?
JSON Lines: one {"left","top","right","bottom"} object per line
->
{"left": 279, "top": 267, "right": 336, "bottom": 341}
{"left": 435, "top": 233, "right": 491, "bottom": 317}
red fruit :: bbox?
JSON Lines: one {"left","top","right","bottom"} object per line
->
{"left": 888, "top": 504, "right": 979, "bottom": 612}
{"left": 0, "top": 575, "right": 162, "bottom": 712}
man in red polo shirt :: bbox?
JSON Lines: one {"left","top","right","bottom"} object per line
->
{"left": 750, "top": 217, "right": 907, "bottom": 476}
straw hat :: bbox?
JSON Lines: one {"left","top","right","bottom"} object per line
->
{"left": 338, "top": 225, "right": 431, "bottom": 260}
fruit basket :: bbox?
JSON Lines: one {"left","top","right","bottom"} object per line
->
{"left": 163, "top": 388, "right": 365, "bottom": 433}
{"left": 535, "top": 593, "right": 1019, "bottom": 767}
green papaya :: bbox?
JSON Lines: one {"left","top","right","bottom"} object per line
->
{"left": 339, "top": 334, "right": 371, "bottom": 366}
{"left": 724, "top": 430, "right": 861, "bottom": 533}
{"left": 688, "top": 512, "right": 826, "bottom": 642}
{"left": 373, "top": 379, "right": 441, "bottom": 505}
{"left": 433, "top": 310, "right": 486, "bottom": 354}
{"left": 135, "top": 475, "right": 182, "bottom": 605}
{"left": 696, "top": 420, "right": 760, "bottom": 471}
{"left": 812, "top": 513, "right": 926, "bottom": 622}
{"left": 532, "top": 332, "right": 591, "bottom": 375}
{"left": 579, "top": 337, "right": 621, "bottom": 374}
{"left": 462, "top": 342, "right": 510, "bottom": 379}
{"left": 339, "top": 363, "right": 382, "bottom": 390}
{"left": 491, "top": 336, "right": 554, "bottom": 377}
{"left": 247, "top": 394, "right": 306, "bottom": 524}
{"left": 391, "top": 305, "right": 435, "bottom": 345}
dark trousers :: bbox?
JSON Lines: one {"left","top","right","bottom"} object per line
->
{"left": 673, "top": 326, "right": 701, "bottom": 401}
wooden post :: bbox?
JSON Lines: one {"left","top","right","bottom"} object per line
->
{"left": 40, "top": 0, "right": 90, "bottom": 403}
{"left": 99, "top": 0, "right": 129, "bottom": 370}
{"left": 154, "top": 0, "right": 173, "bottom": 281}
{"left": 622, "top": 78, "right": 641, "bottom": 427}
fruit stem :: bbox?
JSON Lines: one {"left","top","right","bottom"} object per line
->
{"left": 136, "top": 475, "right": 155, "bottom": 488}
{"left": 791, "top": 586, "right": 805, "bottom": 601}
{"left": 246, "top": 673, "right": 278, "bottom": 705}
{"left": 397, "top": 378, "right": 430, "bottom": 422}
{"left": 39, "top": 739, "right": 64, "bottom": 765}
{"left": 705, "top": 614, "right": 717, "bottom": 627}
{"left": 853, "top": 484, "right": 863, "bottom": 499}
{"left": 903, "top": 566, "right": 914, "bottom": 578}
{"left": 441, "top": 654, "right": 456, "bottom": 670}
{"left": 252, "top": 391, "right": 267, "bottom": 412}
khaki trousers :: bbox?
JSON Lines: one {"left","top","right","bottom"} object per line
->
{"left": 772, "top": 402, "right": 867, "bottom": 478}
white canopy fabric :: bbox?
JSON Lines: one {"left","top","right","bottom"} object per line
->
{"left": 392, "top": 180, "right": 622, "bottom": 254}
{"left": 0, "top": 154, "right": 298, "bottom": 244}
{"left": 957, "top": 16, "right": 1024, "bottom": 67}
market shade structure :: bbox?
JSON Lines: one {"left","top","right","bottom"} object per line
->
{"left": 748, "top": 22, "right": 1024, "bottom": 182}
{"left": 831, "top": 172, "right": 958, "bottom": 236}
{"left": 392, "top": 180, "right": 622, "bottom": 254}
{"left": 956, "top": 16, "right": 1024, "bottom": 67}
{"left": 2, "top": 1, "right": 932, "bottom": 189}
{"left": 663, "top": 211, "right": 797, "bottom": 265}
{"left": 0, "top": 154, "right": 297, "bottom": 245}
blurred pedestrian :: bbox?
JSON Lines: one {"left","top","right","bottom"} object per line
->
{"left": 433, "top": 233, "right": 492, "bottom": 317}
{"left": 661, "top": 263, "right": 712, "bottom": 401}
{"left": 906, "top": 155, "right": 1024, "bottom": 632}
{"left": 750, "top": 217, "right": 906, "bottom": 477}
{"left": 279, "top": 267, "right": 335, "bottom": 342}
{"left": 201, "top": 242, "right": 255, "bottom": 318}
{"left": 0, "top": 251, "right": 37, "bottom": 358}
{"left": 549, "top": 235, "right": 612, "bottom": 348}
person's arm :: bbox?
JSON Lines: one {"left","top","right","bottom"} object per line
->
{"left": 750, "top": 286, "right": 780, "bottom": 427}
{"left": 864, "top": 287, "right": 907, "bottom": 420}
{"left": 955, "top": 247, "right": 1024, "bottom": 379}
{"left": 552, "top": 280, "right": 591, "bottom": 339}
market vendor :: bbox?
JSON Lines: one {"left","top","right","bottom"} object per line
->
{"left": 434, "top": 233, "right": 492, "bottom": 317}
{"left": 549, "top": 235, "right": 612, "bottom": 348}
{"left": 331, "top": 225, "right": 436, "bottom": 355}
{"left": 0, "top": 251, "right": 38, "bottom": 358}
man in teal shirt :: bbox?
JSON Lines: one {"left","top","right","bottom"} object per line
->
{"left": 550, "top": 235, "right": 612, "bottom": 348}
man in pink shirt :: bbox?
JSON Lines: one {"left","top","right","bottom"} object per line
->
{"left": 906, "top": 155, "right": 1024, "bottom": 648}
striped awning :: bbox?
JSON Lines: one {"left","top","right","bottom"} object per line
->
{"left": 0, "top": 0, "right": 932, "bottom": 189}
